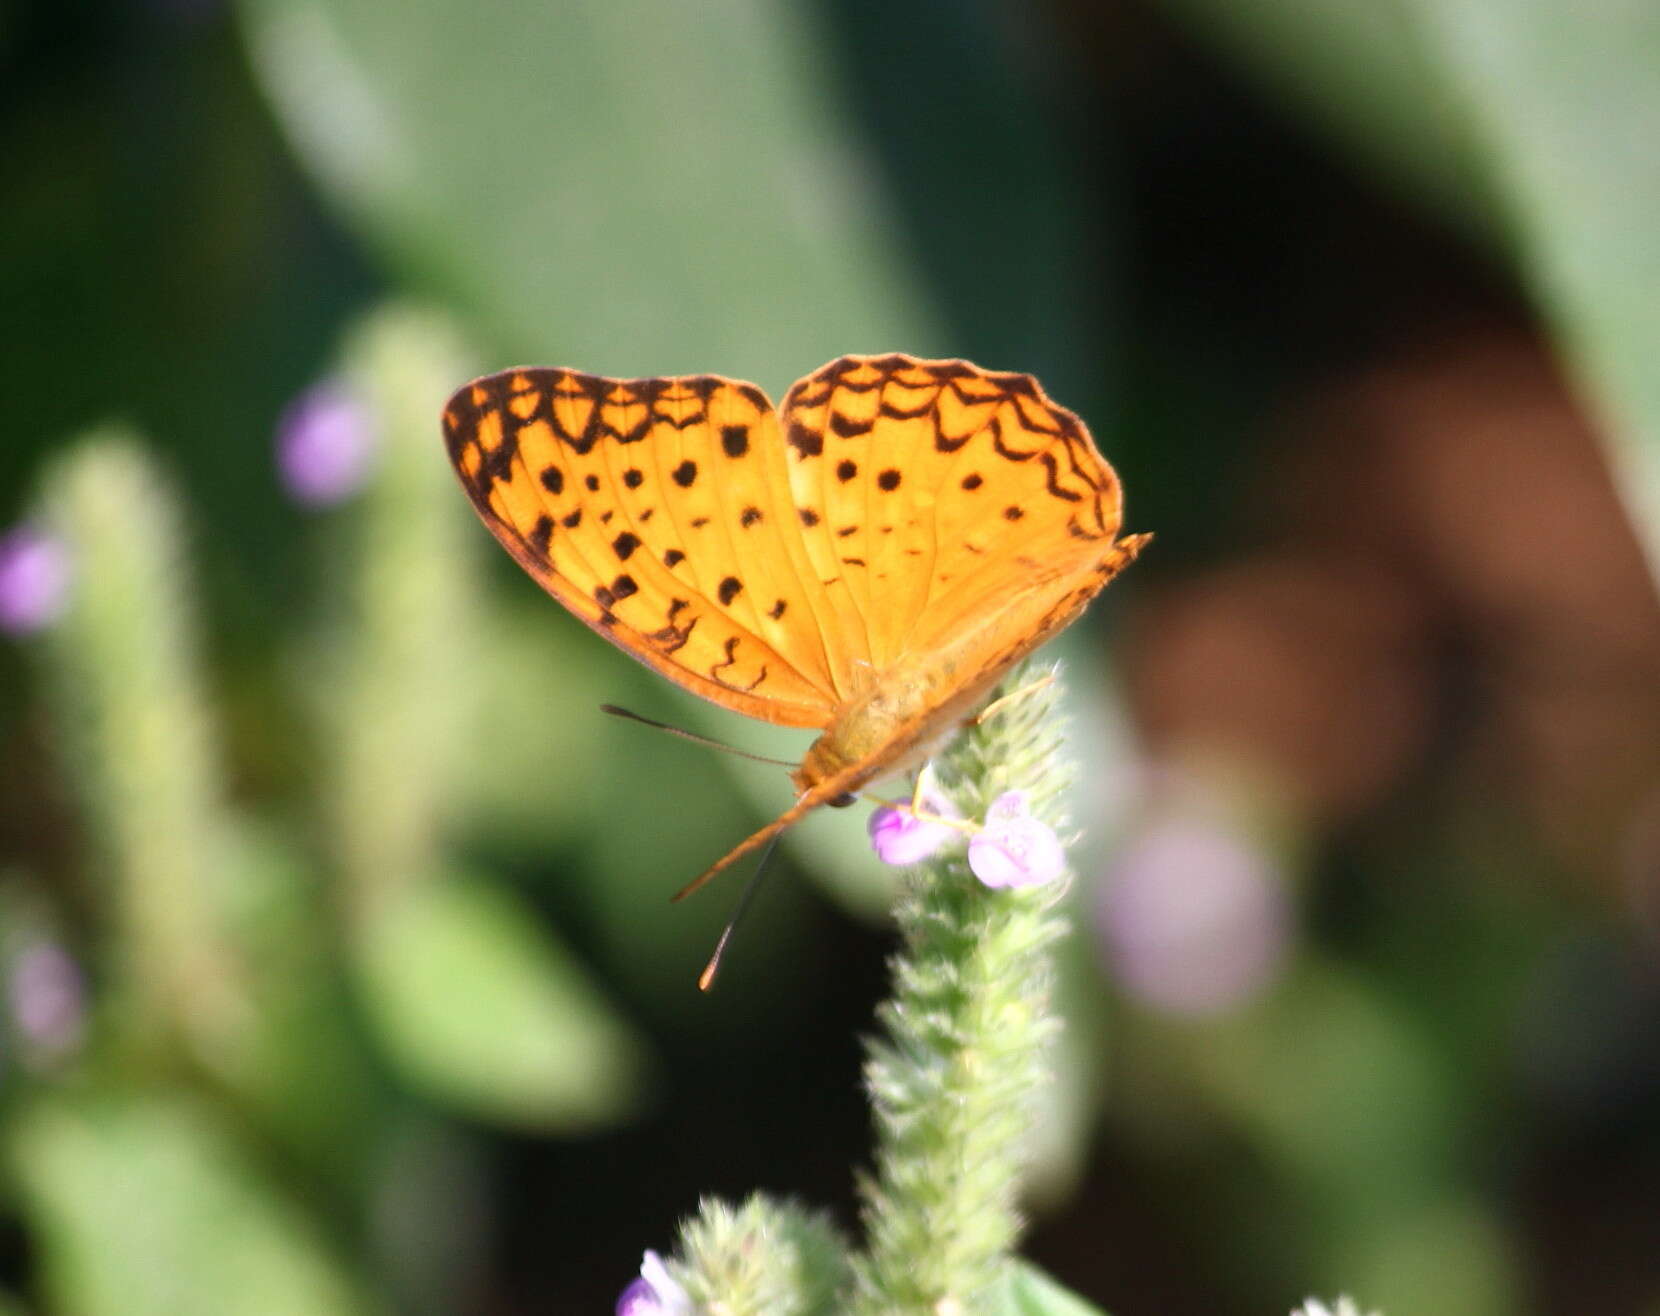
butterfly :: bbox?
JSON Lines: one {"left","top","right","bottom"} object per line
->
{"left": 442, "top": 353, "right": 1150, "bottom": 898}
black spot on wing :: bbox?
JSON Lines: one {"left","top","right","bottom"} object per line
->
{"left": 787, "top": 421, "right": 823, "bottom": 457}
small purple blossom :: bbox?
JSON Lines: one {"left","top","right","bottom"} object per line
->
{"left": 869, "top": 769, "right": 962, "bottom": 866}
{"left": 0, "top": 525, "right": 71, "bottom": 635}
{"left": 8, "top": 942, "right": 85, "bottom": 1056}
{"left": 616, "top": 1251, "right": 689, "bottom": 1316}
{"left": 275, "top": 380, "right": 377, "bottom": 507}
{"left": 967, "top": 792, "right": 1066, "bottom": 889}
{"left": 1098, "top": 814, "right": 1289, "bottom": 1015}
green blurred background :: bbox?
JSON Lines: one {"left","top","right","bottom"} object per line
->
{"left": 2, "top": 0, "right": 1659, "bottom": 1313}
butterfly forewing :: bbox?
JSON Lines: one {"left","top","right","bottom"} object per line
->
{"left": 442, "top": 368, "right": 846, "bottom": 728}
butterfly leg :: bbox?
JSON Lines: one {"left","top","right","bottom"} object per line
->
{"left": 856, "top": 767, "right": 936, "bottom": 815}
{"left": 859, "top": 769, "right": 976, "bottom": 834}
{"left": 876, "top": 767, "right": 977, "bottom": 833}
{"left": 970, "top": 672, "right": 1057, "bottom": 726}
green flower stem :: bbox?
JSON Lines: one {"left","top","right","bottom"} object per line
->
{"left": 38, "top": 434, "right": 247, "bottom": 1060}
{"left": 852, "top": 660, "right": 1076, "bottom": 1314}
{"left": 322, "top": 306, "right": 476, "bottom": 923}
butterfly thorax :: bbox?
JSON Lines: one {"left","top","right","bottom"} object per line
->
{"left": 791, "top": 649, "right": 1001, "bottom": 797}
{"left": 790, "top": 530, "right": 1154, "bottom": 800}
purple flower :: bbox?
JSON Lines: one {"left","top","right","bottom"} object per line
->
{"left": 616, "top": 1251, "right": 689, "bottom": 1316}
{"left": 967, "top": 792, "right": 1066, "bottom": 889}
{"left": 1098, "top": 814, "right": 1289, "bottom": 1016}
{"left": 275, "top": 381, "right": 377, "bottom": 506}
{"left": 615, "top": 1278, "right": 660, "bottom": 1316}
{"left": 0, "top": 524, "right": 71, "bottom": 635}
{"left": 868, "top": 769, "right": 962, "bottom": 866}
{"left": 8, "top": 942, "right": 85, "bottom": 1057}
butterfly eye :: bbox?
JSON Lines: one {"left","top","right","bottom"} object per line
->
{"left": 828, "top": 792, "right": 858, "bottom": 809}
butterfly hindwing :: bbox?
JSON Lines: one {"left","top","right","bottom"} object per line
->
{"left": 778, "top": 355, "right": 1124, "bottom": 666}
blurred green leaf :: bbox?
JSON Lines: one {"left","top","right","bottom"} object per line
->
{"left": 7, "top": 1089, "right": 370, "bottom": 1316}
{"left": 1336, "top": 1197, "right": 1518, "bottom": 1316}
{"left": 988, "top": 1260, "right": 1110, "bottom": 1316}
{"left": 1154, "top": 0, "right": 1660, "bottom": 570}
{"left": 354, "top": 872, "right": 649, "bottom": 1131}
{"left": 237, "top": 0, "right": 939, "bottom": 387}
{"left": 1396, "top": 0, "right": 1660, "bottom": 569}
{"left": 1174, "top": 958, "right": 1455, "bottom": 1210}
{"left": 212, "top": 819, "right": 383, "bottom": 1191}
{"left": 449, "top": 598, "right": 622, "bottom": 847}
{"left": 1151, "top": 0, "right": 1499, "bottom": 239}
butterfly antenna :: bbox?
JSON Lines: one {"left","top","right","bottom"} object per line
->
{"left": 697, "top": 831, "right": 784, "bottom": 992}
{"left": 599, "top": 704, "right": 796, "bottom": 768}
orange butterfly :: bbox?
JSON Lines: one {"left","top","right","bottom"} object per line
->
{"left": 442, "top": 354, "right": 1149, "bottom": 898}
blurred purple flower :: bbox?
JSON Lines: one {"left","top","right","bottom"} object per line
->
{"left": 275, "top": 380, "right": 377, "bottom": 506}
{"left": 616, "top": 1251, "right": 689, "bottom": 1316}
{"left": 0, "top": 524, "right": 71, "bottom": 635}
{"left": 868, "top": 769, "right": 961, "bottom": 866}
{"left": 968, "top": 791, "right": 1066, "bottom": 889}
{"left": 8, "top": 942, "right": 85, "bottom": 1056}
{"left": 1098, "top": 814, "right": 1290, "bottom": 1016}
